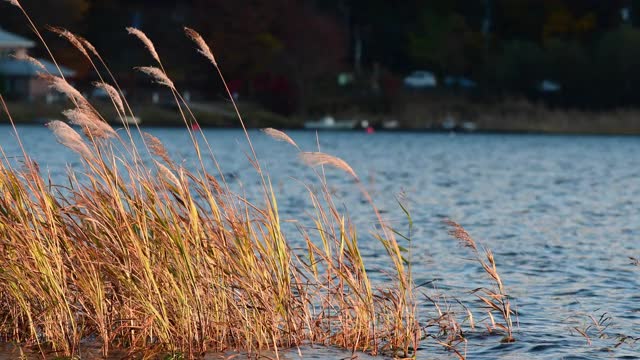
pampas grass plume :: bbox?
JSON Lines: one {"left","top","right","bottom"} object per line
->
{"left": 12, "top": 52, "right": 45, "bottom": 71}
{"left": 184, "top": 27, "right": 217, "bottom": 66}
{"left": 93, "top": 81, "right": 125, "bottom": 114}
{"left": 300, "top": 152, "right": 359, "bottom": 181}
{"left": 135, "top": 66, "right": 175, "bottom": 90}
{"left": 48, "top": 26, "right": 89, "bottom": 59}
{"left": 4, "top": 0, "right": 21, "bottom": 8}
{"left": 127, "top": 27, "right": 161, "bottom": 64}
{"left": 62, "top": 108, "right": 116, "bottom": 139}
{"left": 262, "top": 128, "right": 299, "bottom": 149}
{"left": 46, "top": 120, "right": 93, "bottom": 158}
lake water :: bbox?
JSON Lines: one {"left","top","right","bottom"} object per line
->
{"left": 1, "top": 125, "right": 640, "bottom": 359}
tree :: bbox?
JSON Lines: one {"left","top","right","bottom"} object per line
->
{"left": 494, "top": 40, "right": 545, "bottom": 95}
{"left": 408, "top": 9, "right": 482, "bottom": 77}
{"left": 190, "top": 0, "right": 346, "bottom": 114}
{"left": 276, "top": 1, "right": 347, "bottom": 114}
{"left": 594, "top": 25, "right": 640, "bottom": 106}
{"left": 544, "top": 38, "right": 590, "bottom": 106}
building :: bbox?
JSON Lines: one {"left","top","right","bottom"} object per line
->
{"left": 0, "top": 27, "right": 75, "bottom": 101}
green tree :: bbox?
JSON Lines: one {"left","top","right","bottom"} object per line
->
{"left": 594, "top": 25, "right": 640, "bottom": 106}
{"left": 408, "top": 9, "right": 482, "bottom": 76}
{"left": 494, "top": 40, "right": 545, "bottom": 95}
{"left": 544, "top": 38, "right": 590, "bottom": 106}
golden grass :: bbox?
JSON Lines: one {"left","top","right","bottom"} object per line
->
{"left": 0, "top": 4, "right": 521, "bottom": 358}
{"left": 445, "top": 220, "right": 515, "bottom": 343}
{"left": 0, "top": 6, "right": 421, "bottom": 359}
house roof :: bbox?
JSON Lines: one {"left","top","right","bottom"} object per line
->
{"left": 0, "top": 58, "right": 76, "bottom": 77}
{"left": 0, "top": 28, "right": 35, "bottom": 49}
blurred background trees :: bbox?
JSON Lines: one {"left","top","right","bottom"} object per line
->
{"left": 2, "top": 0, "right": 640, "bottom": 113}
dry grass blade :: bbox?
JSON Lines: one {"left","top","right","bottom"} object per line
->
{"left": 300, "top": 152, "right": 359, "bottom": 181}
{"left": 39, "top": 73, "right": 87, "bottom": 105}
{"left": 46, "top": 120, "right": 93, "bottom": 158}
{"left": 184, "top": 27, "right": 217, "bottom": 66}
{"left": 135, "top": 66, "right": 175, "bottom": 90}
{"left": 144, "top": 133, "right": 172, "bottom": 164}
{"left": 155, "top": 161, "right": 180, "bottom": 187}
{"left": 127, "top": 27, "right": 160, "bottom": 64}
{"left": 62, "top": 108, "right": 116, "bottom": 139}
{"left": 445, "top": 220, "right": 477, "bottom": 251}
{"left": 93, "top": 81, "right": 125, "bottom": 113}
{"left": 11, "top": 52, "right": 45, "bottom": 71}
{"left": 4, "top": 0, "right": 21, "bottom": 7}
{"left": 0, "top": 9, "right": 423, "bottom": 359}
{"left": 445, "top": 220, "right": 514, "bottom": 342}
{"left": 76, "top": 35, "right": 98, "bottom": 57}
{"left": 47, "top": 26, "right": 89, "bottom": 58}
{"left": 262, "top": 128, "right": 299, "bottom": 149}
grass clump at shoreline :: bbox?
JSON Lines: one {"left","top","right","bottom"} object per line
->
{"left": 0, "top": 2, "right": 526, "bottom": 359}
{"left": 0, "top": 1, "right": 420, "bottom": 358}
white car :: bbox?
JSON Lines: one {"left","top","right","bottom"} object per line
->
{"left": 404, "top": 70, "right": 437, "bottom": 88}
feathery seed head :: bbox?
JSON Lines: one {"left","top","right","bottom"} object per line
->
{"left": 62, "top": 108, "right": 115, "bottom": 140}
{"left": 155, "top": 161, "right": 180, "bottom": 187}
{"left": 40, "top": 74, "right": 87, "bottom": 105}
{"left": 93, "top": 81, "right": 125, "bottom": 113}
{"left": 135, "top": 66, "right": 175, "bottom": 90}
{"left": 4, "top": 0, "right": 21, "bottom": 8}
{"left": 445, "top": 220, "right": 478, "bottom": 251}
{"left": 184, "top": 27, "right": 217, "bottom": 66}
{"left": 144, "top": 132, "right": 172, "bottom": 164}
{"left": 46, "top": 120, "right": 93, "bottom": 158}
{"left": 77, "top": 35, "right": 99, "bottom": 57}
{"left": 12, "top": 52, "right": 45, "bottom": 71}
{"left": 127, "top": 27, "right": 160, "bottom": 64}
{"left": 300, "top": 152, "right": 359, "bottom": 181}
{"left": 48, "top": 26, "right": 89, "bottom": 59}
{"left": 262, "top": 128, "right": 298, "bottom": 149}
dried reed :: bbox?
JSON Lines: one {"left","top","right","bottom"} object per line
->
{"left": 93, "top": 81, "right": 125, "bottom": 113}
{"left": 11, "top": 52, "right": 45, "bottom": 71}
{"left": 0, "top": 14, "right": 421, "bottom": 360}
{"left": 262, "top": 128, "right": 299, "bottom": 149}
{"left": 299, "top": 152, "right": 360, "bottom": 182}
{"left": 446, "top": 220, "right": 515, "bottom": 343}
{"left": 127, "top": 27, "right": 161, "bottom": 64}
{"left": 135, "top": 66, "right": 175, "bottom": 90}
{"left": 184, "top": 27, "right": 217, "bottom": 66}
{"left": 62, "top": 107, "right": 116, "bottom": 139}
{"left": 46, "top": 120, "right": 93, "bottom": 158}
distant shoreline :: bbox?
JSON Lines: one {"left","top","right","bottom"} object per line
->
{"left": 5, "top": 98, "right": 640, "bottom": 135}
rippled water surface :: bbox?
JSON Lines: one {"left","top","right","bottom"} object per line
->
{"left": 1, "top": 125, "right": 640, "bottom": 359}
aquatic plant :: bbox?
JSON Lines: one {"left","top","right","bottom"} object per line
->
{"left": 0, "top": 1, "right": 420, "bottom": 358}
{"left": 0, "top": 2, "right": 525, "bottom": 358}
{"left": 445, "top": 220, "right": 516, "bottom": 343}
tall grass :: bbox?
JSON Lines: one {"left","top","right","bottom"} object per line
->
{"left": 0, "top": 2, "right": 524, "bottom": 358}
{"left": 446, "top": 220, "right": 515, "bottom": 343}
{"left": 0, "top": 1, "right": 419, "bottom": 358}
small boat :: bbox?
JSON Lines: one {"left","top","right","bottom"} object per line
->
{"left": 461, "top": 121, "right": 477, "bottom": 132}
{"left": 442, "top": 115, "right": 456, "bottom": 130}
{"left": 119, "top": 116, "right": 141, "bottom": 125}
{"left": 382, "top": 120, "right": 399, "bottom": 129}
{"left": 304, "top": 115, "right": 356, "bottom": 130}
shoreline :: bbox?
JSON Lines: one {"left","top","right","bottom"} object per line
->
{"left": 5, "top": 99, "right": 640, "bottom": 136}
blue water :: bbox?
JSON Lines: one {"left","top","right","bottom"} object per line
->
{"left": 1, "top": 125, "right": 639, "bottom": 359}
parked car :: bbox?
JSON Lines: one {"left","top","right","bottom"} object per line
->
{"left": 444, "top": 75, "right": 477, "bottom": 89}
{"left": 403, "top": 70, "right": 437, "bottom": 88}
